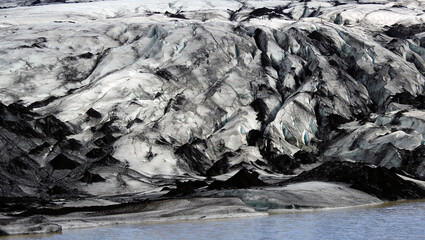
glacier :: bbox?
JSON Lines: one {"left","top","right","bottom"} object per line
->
{"left": 1, "top": 0, "right": 425, "bottom": 235}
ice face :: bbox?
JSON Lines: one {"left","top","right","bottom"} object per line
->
{"left": 1, "top": 0, "right": 425, "bottom": 197}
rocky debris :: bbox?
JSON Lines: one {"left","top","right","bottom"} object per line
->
{"left": 165, "top": 11, "right": 187, "bottom": 20}
{"left": 266, "top": 155, "right": 300, "bottom": 175}
{"left": 205, "top": 152, "right": 237, "bottom": 177}
{"left": 293, "top": 150, "right": 319, "bottom": 165}
{"left": 208, "top": 168, "right": 267, "bottom": 190}
{"left": 246, "top": 6, "right": 292, "bottom": 21}
{"left": 0, "top": 197, "right": 50, "bottom": 213}
{"left": 286, "top": 161, "right": 425, "bottom": 201}
{"left": 401, "top": 145, "right": 425, "bottom": 180}
{"left": 391, "top": 92, "right": 425, "bottom": 110}
{"left": 250, "top": 98, "right": 269, "bottom": 122}
{"left": 49, "top": 154, "right": 81, "bottom": 170}
{"left": 175, "top": 143, "right": 212, "bottom": 175}
{"left": 0, "top": 216, "right": 61, "bottom": 236}
{"left": 15, "top": 199, "right": 149, "bottom": 217}
{"left": 35, "top": 115, "right": 74, "bottom": 140}
{"left": 165, "top": 180, "right": 208, "bottom": 197}
{"left": 384, "top": 23, "right": 425, "bottom": 39}
{"left": 79, "top": 171, "right": 106, "bottom": 184}
{"left": 86, "top": 108, "right": 102, "bottom": 119}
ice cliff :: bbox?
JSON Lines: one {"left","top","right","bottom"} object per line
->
{"left": 1, "top": 0, "right": 425, "bottom": 202}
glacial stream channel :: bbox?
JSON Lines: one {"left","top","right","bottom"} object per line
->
{"left": 6, "top": 201, "right": 425, "bottom": 240}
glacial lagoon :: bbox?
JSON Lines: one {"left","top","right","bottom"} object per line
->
{"left": 8, "top": 201, "right": 425, "bottom": 240}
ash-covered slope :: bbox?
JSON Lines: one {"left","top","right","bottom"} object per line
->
{"left": 1, "top": 0, "right": 425, "bottom": 201}
{"left": 0, "top": 0, "right": 106, "bottom": 9}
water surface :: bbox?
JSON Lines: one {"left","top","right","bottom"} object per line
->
{"left": 10, "top": 201, "right": 425, "bottom": 240}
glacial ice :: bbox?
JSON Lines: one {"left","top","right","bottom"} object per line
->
{"left": 1, "top": 0, "right": 425, "bottom": 200}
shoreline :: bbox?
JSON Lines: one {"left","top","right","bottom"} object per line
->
{"left": 2, "top": 197, "right": 425, "bottom": 239}
{"left": 2, "top": 162, "right": 425, "bottom": 237}
{"left": 2, "top": 184, "right": 424, "bottom": 237}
